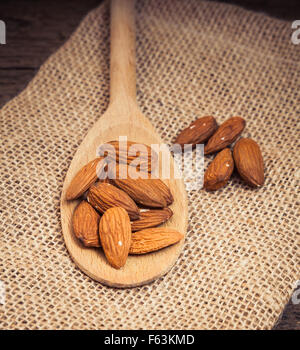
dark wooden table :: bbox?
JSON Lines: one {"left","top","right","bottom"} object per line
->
{"left": 0, "top": 0, "right": 299, "bottom": 330}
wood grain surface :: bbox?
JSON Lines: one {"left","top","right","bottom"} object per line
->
{"left": 0, "top": 0, "right": 299, "bottom": 329}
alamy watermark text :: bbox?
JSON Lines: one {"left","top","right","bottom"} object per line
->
{"left": 0, "top": 20, "right": 6, "bottom": 44}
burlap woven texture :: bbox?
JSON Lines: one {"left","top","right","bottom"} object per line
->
{"left": 0, "top": 0, "right": 299, "bottom": 330}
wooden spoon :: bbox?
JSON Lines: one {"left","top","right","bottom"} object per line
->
{"left": 60, "top": 0, "right": 188, "bottom": 288}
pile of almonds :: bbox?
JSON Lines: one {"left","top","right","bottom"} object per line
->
{"left": 175, "top": 116, "right": 264, "bottom": 190}
{"left": 66, "top": 141, "right": 183, "bottom": 269}
{"left": 66, "top": 117, "right": 264, "bottom": 269}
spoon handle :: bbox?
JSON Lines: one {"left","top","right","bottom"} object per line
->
{"left": 109, "top": 0, "right": 136, "bottom": 105}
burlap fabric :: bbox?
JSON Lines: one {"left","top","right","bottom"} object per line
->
{"left": 0, "top": 0, "right": 299, "bottom": 330}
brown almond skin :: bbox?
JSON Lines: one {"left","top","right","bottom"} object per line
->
{"left": 98, "top": 140, "right": 158, "bottom": 173}
{"left": 72, "top": 201, "right": 101, "bottom": 247}
{"left": 66, "top": 157, "right": 105, "bottom": 200}
{"left": 109, "top": 164, "right": 173, "bottom": 208}
{"left": 112, "top": 177, "right": 172, "bottom": 208}
{"left": 158, "top": 180, "right": 174, "bottom": 205}
{"left": 204, "top": 117, "right": 246, "bottom": 154}
{"left": 99, "top": 207, "right": 131, "bottom": 269}
{"left": 87, "top": 182, "right": 140, "bottom": 220}
{"left": 233, "top": 138, "right": 264, "bottom": 187}
{"left": 131, "top": 208, "right": 173, "bottom": 232}
{"left": 204, "top": 148, "right": 234, "bottom": 191}
{"left": 129, "top": 227, "right": 184, "bottom": 254}
{"left": 174, "top": 116, "right": 218, "bottom": 148}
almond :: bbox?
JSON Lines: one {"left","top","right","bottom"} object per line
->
{"left": 233, "top": 138, "right": 264, "bottom": 187}
{"left": 204, "top": 148, "right": 234, "bottom": 190}
{"left": 72, "top": 201, "right": 101, "bottom": 247}
{"left": 174, "top": 116, "right": 218, "bottom": 148}
{"left": 98, "top": 140, "right": 158, "bottom": 173}
{"left": 131, "top": 208, "right": 173, "bottom": 232}
{"left": 113, "top": 177, "right": 173, "bottom": 208}
{"left": 158, "top": 180, "right": 174, "bottom": 206}
{"left": 99, "top": 207, "right": 131, "bottom": 269}
{"left": 66, "top": 157, "right": 105, "bottom": 200}
{"left": 108, "top": 163, "right": 173, "bottom": 208}
{"left": 129, "top": 227, "right": 184, "bottom": 254}
{"left": 87, "top": 182, "right": 140, "bottom": 220}
{"left": 113, "top": 178, "right": 171, "bottom": 208}
{"left": 204, "top": 117, "right": 245, "bottom": 154}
